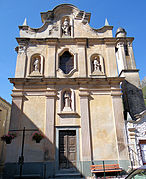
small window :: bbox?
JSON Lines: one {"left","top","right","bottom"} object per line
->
{"left": 59, "top": 51, "right": 74, "bottom": 74}
{"left": 124, "top": 44, "right": 129, "bottom": 56}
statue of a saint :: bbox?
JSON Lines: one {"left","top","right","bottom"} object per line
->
{"left": 62, "top": 18, "right": 70, "bottom": 36}
{"left": 64, "top": 91, "right": 71, "bottom": 108}
{"left": 93, "top": 57, "right": 101, "bottom": 72}
{"left": 33, "top": 58, "right": 39, "bottom": 71}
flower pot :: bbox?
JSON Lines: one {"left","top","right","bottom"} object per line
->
{"left": 5, "top": 138, "right": 12, "bottom": 144}
{"left": 35, "top": 138, "right": 41, "bottom": 143}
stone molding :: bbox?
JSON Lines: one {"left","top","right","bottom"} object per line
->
{"left": 16, "top": 37, "right": 134, "bottom": 46}
{"left": 46, "top": 89, "right": 57, "bottom": 98}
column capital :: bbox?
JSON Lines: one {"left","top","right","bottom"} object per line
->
{"left": 15, "top": 45, "right": 27, "bottom": 55}
{"left": 11, "top": 92, "right": 24, "bottom": 99}
{"left": 79, "top": 88, "right": 90, "bottom": 97}
{"left": 46, "top": 89, "right": 57, "bottom": 98}
{"left": 116, "top": 41, "right": 125, "bottom": 47}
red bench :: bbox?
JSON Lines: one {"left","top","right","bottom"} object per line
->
{"left": 90, "top": 164, "right": 122, "bottom": 173}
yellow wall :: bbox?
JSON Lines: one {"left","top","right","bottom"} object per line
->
{"left": 0, "top": 97, "right": 11, "bottom": 171}
{"left": 23, "top": 96, "right": 46, "bottom": 132}
{"left": 90, "top": 95, "right": 118, "bottom": 160}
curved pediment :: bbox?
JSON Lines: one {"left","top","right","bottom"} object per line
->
{"left": 40, "top": 4, "right": 90, "bottom": 23}
{"left": 18, "top": 4, "right": 113, "bottom": 38}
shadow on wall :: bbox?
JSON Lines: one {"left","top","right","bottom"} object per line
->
{"left": 2, "top": 103, "right": 84, "bottom": 179}
{"left": 122, "top": 80, "right": 146, "bottom": 120}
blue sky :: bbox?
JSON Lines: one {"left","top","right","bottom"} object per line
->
{"left": 0, "top": 0, "right": 146, "bottom": 103}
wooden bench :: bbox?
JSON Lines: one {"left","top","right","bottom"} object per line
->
{"left": 90, "top": 164, "right": 122, "bottom": 174}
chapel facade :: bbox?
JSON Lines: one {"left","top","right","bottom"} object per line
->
{"left": 4, "top": 4, "right": 144, "bottom": 178}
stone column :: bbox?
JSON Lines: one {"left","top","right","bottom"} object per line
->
{"left": 45, "top": 88, "right": 56, "bottom": 160}
{"left": 45, "top": 41, "right": 57, "bottom": 77}
{"left": 79, "top": 88, "right": 92, "bottom": 160}
{"left": 77, "top": 40, "right": 87, "bottom": 77}
{"left": 15, "top": 45, "right": 27, "bottom": 78}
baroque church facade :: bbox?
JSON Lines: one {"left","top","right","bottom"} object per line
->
{"left": 4, "top": 4, "right": 145, "bottom": 178}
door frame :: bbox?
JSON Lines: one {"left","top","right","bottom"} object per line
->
{"left": 55, "top": 126, "right": 80, "bottom": 173}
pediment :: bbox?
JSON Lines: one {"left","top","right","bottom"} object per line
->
{"left": 40, "top": 4, "right": 90, "bottom": 24}
{"left": 18, "top": 4, "right": 113, "bottom": 39}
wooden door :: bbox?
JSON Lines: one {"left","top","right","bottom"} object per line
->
{"left": 59, "top": 130, "right": 76, "bottom": 170}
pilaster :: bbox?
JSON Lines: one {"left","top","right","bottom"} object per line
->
{"left": 77, "top": 41, "right": 87, "bottom": 77}
{"left": 111, "top": 93, "right": 129, "bottom": 166}
{"left": 116, "top": 41, "right": 127, "bottom": 74}
{"left": 15, "top": 45, "right": 27, "bottom": 78}
{"left": 79, "top": 88, "right": 92, "bottom": 161}
{"left": 105, "top": 42, "right": 118, "bottom": 77}
{"left": 5, "top": 92, "right": 24, "bottom": 163}
{"left": 45, "top": 88, "right": 57, "bottom": 160}
{"left": 46, "top": 41, "right": 57, "bottom": 77}
{"left": 127, "top": 42, "right": 136, "bottom": 69}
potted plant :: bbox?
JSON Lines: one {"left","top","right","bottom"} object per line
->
{"left": 1, "top": 133, "right": 16, "bottom": 144}
{"left": 32, "top": 132, "right": 44, "bottom": 143}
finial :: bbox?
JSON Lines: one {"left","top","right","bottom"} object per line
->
{"left": 105, "top": 18, "right": 109, "bottom": 26}
{"left": 23, "top": 18, "right": 27, "bottom": 26}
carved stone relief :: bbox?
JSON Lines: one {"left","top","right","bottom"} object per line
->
{"left": 48, "top": 23, "right": 59, "bottom": 35}
{"left": 16, "top": 45, "right": 27, "bottom": 55}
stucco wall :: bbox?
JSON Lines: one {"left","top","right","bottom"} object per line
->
{"left": 90, "top": 95, "right": 118, "bottom": 160}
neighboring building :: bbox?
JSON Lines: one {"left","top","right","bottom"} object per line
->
{"left": 118, "top": 30, "right": 146, "bottom": 169}
{"left": 4, "top": 4, "right": 144, "bottom": 178}
{"left": 0, "top": 97, "right": 11, "bottom": 177}
{"left": 125, "top": 76, "right": 146, "bottom": 169}
{"left": 142, "top": 77, "right": 146, "bottom": 106}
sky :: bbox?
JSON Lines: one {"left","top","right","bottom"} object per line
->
{"left": 0, "top": 0, "right": 146, "bottom": 103}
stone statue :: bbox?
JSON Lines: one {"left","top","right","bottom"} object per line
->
{"left": 33, "top": 58, "right": 39, "bottom": 71}
{"left": 62, "top": 18, "right": 70, "bottom": 36}
{"left": 93, "top": 57, "right": 101, "bottom": 72}
{"left": 64, "top": 91, "right": 71, "bottom": 108}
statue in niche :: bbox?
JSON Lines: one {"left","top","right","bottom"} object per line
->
{"left": 64, "top": 91, "right": 71, "bottom": 107}
{"left": 93, "top": 57, "right": 101, "bottom": 72}
{"left": 62, "top": 18, "right": 71, "bottom": 36}
{"left": 33, "top": 58, "right": 39, "bottom": 71}
{"left": 63, "top": 91, "right": 72, "bottom": 111}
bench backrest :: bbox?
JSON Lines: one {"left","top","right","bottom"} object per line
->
{"left": 91, "top": 164, "right": 120, "bottom": 170}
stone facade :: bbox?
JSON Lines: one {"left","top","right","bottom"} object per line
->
{"left": 0, "top": 97, "right": 11, "bottom": 177}
{"left": 4, "top": 4, "right": 140, "bottom": 178}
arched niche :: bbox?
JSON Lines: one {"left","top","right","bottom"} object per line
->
{"left": 90, "top": 54, "right": 105, "bottom": 76}
{"left": 59, "top": 88, "right": 76, "bottom": 112}
{"left": 29, "top": 54, "right": 44, "bottom": 76}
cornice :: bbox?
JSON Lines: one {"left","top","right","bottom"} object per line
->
{"left": 16, "top": 37, "right": 134, "bottom": 46}
{"left": 9, "top": 77, "right": 125, "bottom": 86}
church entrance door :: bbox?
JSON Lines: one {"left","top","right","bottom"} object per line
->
{"left": 59, "top": 130, "right": 76, "bottom": 170}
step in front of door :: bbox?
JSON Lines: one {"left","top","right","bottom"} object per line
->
{"left": 55, "top": 172, "right": 82, "bottom": 178}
